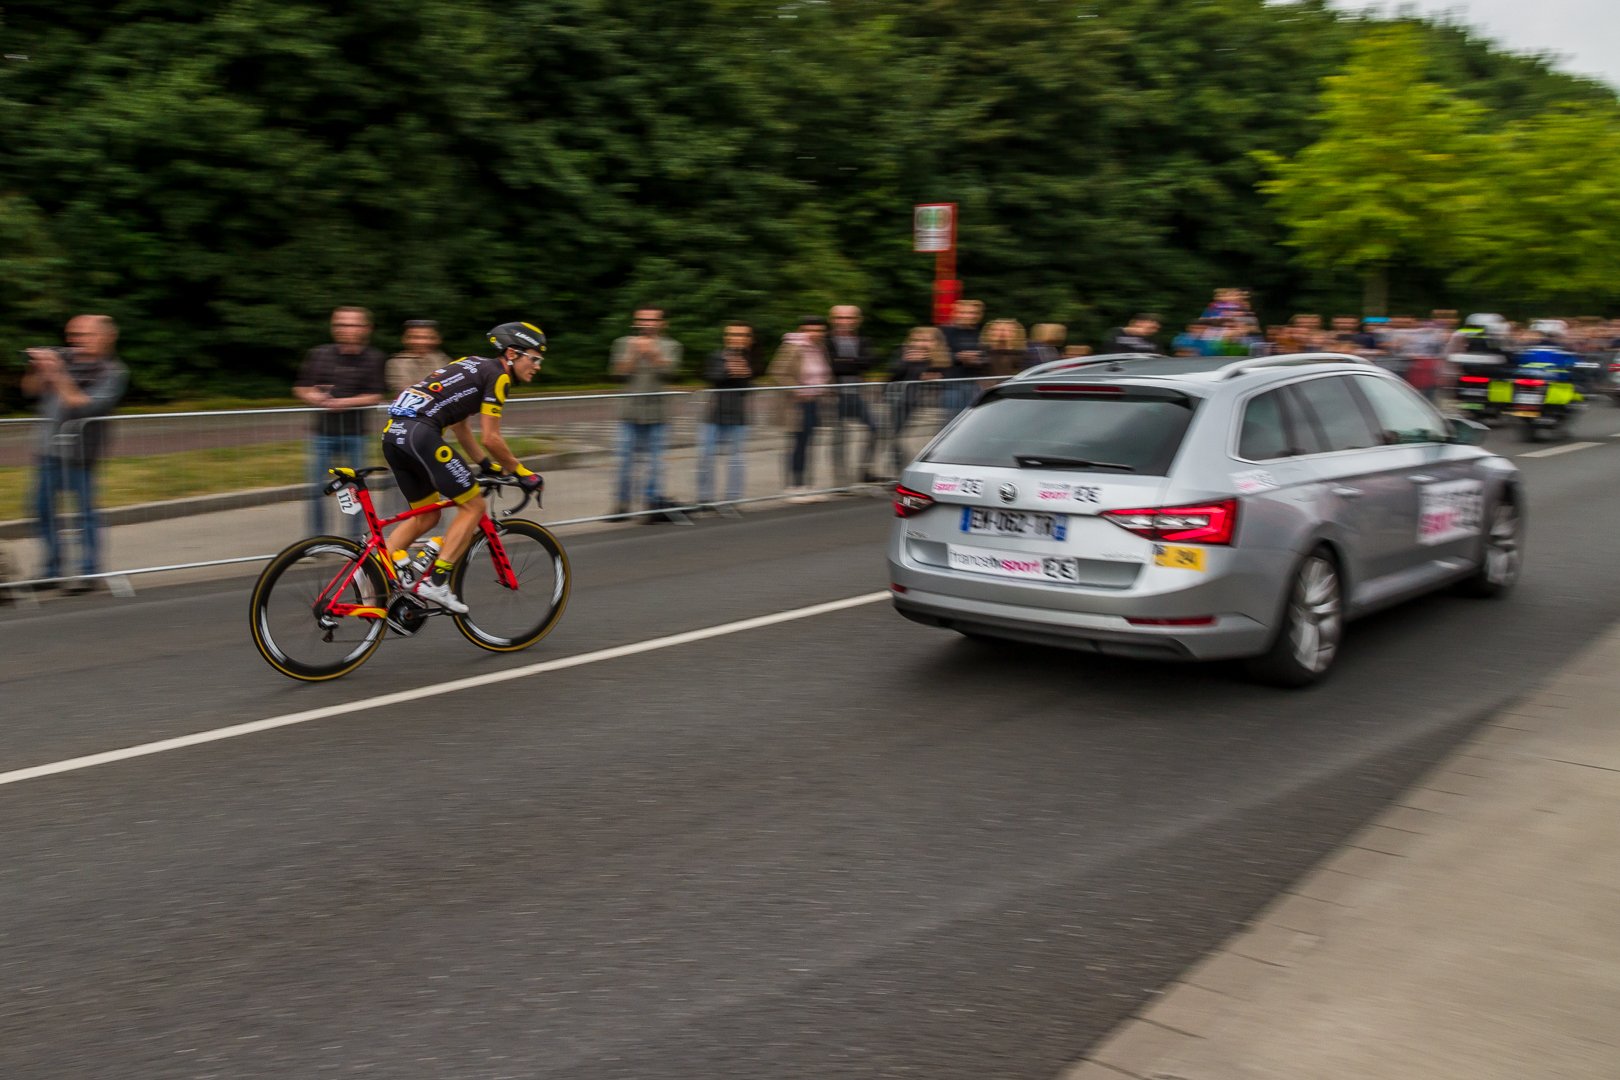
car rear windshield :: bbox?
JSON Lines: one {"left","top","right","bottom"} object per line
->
{"left": 923, "top": 388, "right": 1197, "bottom": 475}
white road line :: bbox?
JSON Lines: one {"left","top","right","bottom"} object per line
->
{"left": 0, "top": 591, "right": 891, "bottom": 788}
{"left": 1518, "top": 441, "right": 1600, "bottom": 458}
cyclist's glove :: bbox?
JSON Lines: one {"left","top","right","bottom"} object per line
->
{"left": 478, "top": 457, "right": 503, "bottom": 477}
{"left": 516, "top": 467, "right": 543, "bottom": 494}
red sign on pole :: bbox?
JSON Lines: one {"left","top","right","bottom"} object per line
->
{"left": 915, "top": 203, "right": 959, "bottom": 325}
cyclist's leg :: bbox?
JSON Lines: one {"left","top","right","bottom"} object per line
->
{"left": 438, "top": 491, "right": 486, "bottom": 566}
{"left": 381, "top": 422, "right": 450, "bottom": 556}
{"left": 403, "top": 424, "right": 482, "bottom": 577}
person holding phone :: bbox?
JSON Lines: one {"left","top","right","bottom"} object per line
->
{"left": 294, "top": 306, "right": 387, "bottom": 538}
{"left": 22, "top": 314, "right": 129, "bottom": 592}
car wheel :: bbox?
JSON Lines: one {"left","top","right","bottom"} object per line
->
{"left": 1246, "top": 549, "right": 1343, "bottom": 688}
{"left": 1453, "top": 499, "right": 1521, "bottom": 598}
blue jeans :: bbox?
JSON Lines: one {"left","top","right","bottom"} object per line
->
{"left": 617, "top": 422, "right": 667, "bottom": 508}
{"left": 788, "top": 401, "right": 820, "bottom": 487}
{"left": 698, "top": 423, "right": 747, "bottom": 504}
{"left": 34, "top": 455, "right": 99, "bottom": 579}
{"left": 306, "top": 433, "right": 370, "bottom": 537}
{"left": 941, "top": 380, "right": 974, "bottom": 419}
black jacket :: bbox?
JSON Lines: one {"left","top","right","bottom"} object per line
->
{"left": 827, "top": 334, "right": 878, "bottom": 383}
{"left": 1104, "top": 329, "right": 1157, "bottom": 354}
{"left": 941, "top": 324, "right": 985, "bottom": 379}
{"left": 704, "top": 348, "right": 759, "bottom": 426}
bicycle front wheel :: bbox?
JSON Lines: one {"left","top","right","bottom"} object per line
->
{"left": 250, "top": 536, "right": 388, "bottom": 681}
{"left": 451, "top": 519, "right": 570, "bottom": 652}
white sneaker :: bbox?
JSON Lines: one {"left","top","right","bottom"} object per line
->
{"left": 412, "top": 578, "right": 468, "bottom": 614}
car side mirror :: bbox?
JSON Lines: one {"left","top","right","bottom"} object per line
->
{"left": 1448, "top": 417, "right": 1488, "bottom": 445}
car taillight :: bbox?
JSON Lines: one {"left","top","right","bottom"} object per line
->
{"left": 893, "top": 485, "right": 935, "bottom": 517}
{"left": 1515, "top": 379, "right": 1547, "bottom": 386}
{"left": 1102, "top": 499, "right": 1238, "bottom": 545}
{"left": 1458, "top": 376, "right": 1490, "bottom": 384}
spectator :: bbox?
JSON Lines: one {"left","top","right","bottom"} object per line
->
{"left": 1172, "top": 319, "right": 1213, "bottom": 356}
{"left": 826, "top": 304, "right": 882, "bottom": 484}
{"left": 386, "top": 319, "right": 450, "bottom": 399}
{"left": 768, "top": 315, "right": 833, "bottom": 500}
{"left": 294, "top": 306, "right": 386, "bottom": 538}
{"left": 886, "top": 326, "right": 950, "bottom": 474}
{"left": 698, "top": 321, "right": 759, "bottom": 510}
{"left": 23, "top": 315, "right": 129, "bottom": 592}
{"left": 940, "top": 299, "right": 986, "bottom": 414}
{"left": 1061, "top": 345, "right": 1092, "bottom": 359}
{"left": 1027, "top": 323, "right": 1065, "bottom": 368}
{"left": 1330, "top": 315, "right": 1374, "bottom": 353}
{"left": 609, "top": 304, "right": 682, "bottom": 518}
{"left": 1105, "top": 313, "right": 1160, "bottom": 353}
{"left": 981, "top": 318, "right": 1027, "bottom": 377}
{"left": 1202, "top": 288, "right": 1241, "bottom": 319}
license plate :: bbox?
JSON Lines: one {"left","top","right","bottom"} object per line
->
{"left": 947, "top": 543, "right": 1078, "bottom": 582}
{"left": 960, "top": 506, "right": 1067, "bottom": 540}
{"left": 1512, "top": 391, "right": 1544, "bottom": 404}
{"left": 1508, "top": 410, "right": 1540, "bottom": 418}
{"left": 335, "top": 487, "right": 362, "bottom": 516}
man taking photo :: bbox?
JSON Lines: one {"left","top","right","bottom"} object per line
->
{"left": 23, "top": 314, "right": 129, "bottom": 593}
{"left": 295, "top": 306, "right": 386, "bottom": 538}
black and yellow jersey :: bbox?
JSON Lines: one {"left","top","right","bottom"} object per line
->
{"left": 387, "top": 355, "right": 511, "bottom": 429}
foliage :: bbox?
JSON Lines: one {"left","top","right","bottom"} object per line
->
{"left": 0, "top": 1, "right": 1613, "bottom": 401}
{"left": 1254, "top": 26, "right": 1489, "bottom": 314}
{"left": 1451, "top": 104, "right": 1620, "bottom": 308}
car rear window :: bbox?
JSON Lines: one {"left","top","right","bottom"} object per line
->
{"left": 923, "top": 389, "right": 1196, "bottom": 475}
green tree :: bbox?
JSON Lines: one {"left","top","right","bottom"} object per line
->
{"left": 1451, "top": 104, "right": 1620, "bottom": 308}
{"left": 1255, "top": 25, "right": 1488, "bottom": 315}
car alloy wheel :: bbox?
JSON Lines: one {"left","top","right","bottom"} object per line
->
{"left": 1288, "top": 555, "right": 1342, "bottom": 674}
{"left": 1483, "top": 503, "right": 1521, "bottom": 587}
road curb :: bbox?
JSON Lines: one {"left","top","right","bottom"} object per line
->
{"left": 1057, "top": 691, "right": 1558, "bottom": 1080}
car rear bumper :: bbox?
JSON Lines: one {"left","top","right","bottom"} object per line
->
{"left": 890, "top": 586, "right": 1272, "bottom": 662}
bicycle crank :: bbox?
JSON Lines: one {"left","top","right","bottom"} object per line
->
{"left": 386, "top": 592, "right": 432, "bottom": 636}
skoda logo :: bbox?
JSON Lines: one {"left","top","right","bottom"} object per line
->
{"left": 998, "top": 483, "right": 1018, "bottom": 504}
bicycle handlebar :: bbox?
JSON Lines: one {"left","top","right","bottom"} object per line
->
{"left": 479, "top": 473, "right": 536, "bottom": 517}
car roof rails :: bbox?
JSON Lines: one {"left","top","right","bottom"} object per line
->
{"left": 1011, "top": 353, "right": 1170, "bottom": 381}
{"left": 1219, "top": 352, "right": 1373, "bottom": 379}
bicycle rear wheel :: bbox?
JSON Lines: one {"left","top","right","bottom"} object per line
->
{"left": 250, "top": 536, "right": 388, "bottom": 681}
{"left": 451, "top": 519, "right": 570, "bottom": 651}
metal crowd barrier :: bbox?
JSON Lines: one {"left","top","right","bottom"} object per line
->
{"left": 3, "top": 377, "right": 1000, "bottom": 594}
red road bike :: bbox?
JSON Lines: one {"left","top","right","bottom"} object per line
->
{"left": 250, "top": 467, "right": 569, "bottom": 681}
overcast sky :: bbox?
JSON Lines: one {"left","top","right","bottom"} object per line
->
{"left": 1329, "top": 0, "right": 1618, "bottom": 90}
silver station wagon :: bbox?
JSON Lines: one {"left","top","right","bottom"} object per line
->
{"left": 887, "top": 353, "right": 1523, "bottom": 685}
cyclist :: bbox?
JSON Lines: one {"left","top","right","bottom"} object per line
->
{"left": 380, "top": 321, "right": 546, "bottom": 612}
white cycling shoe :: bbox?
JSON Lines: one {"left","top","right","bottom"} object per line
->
{"left": 412, "top": 578, "right": 468, "bottom": 614}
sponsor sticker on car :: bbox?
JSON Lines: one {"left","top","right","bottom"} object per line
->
{"left": 1035, "top": 481, "right": 1104, "bottom": 505}
{"left": 931, "top": 475, "right": 984, "bottom": 498}
{"left": 1418, "top": 479, "right": 1484, "bottom": 545}
{"left": 1153, "top": 544, "right": 1206, "bottom": 571}
{"left": 947, "top": 543, "right": 1079, "bottom": 583}
{"left": 1231, "top": 469, "right": 1278, "bottom": 495}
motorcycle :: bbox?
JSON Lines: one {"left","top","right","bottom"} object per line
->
{"left": 1490, "top": 356, "right": 1584, "bottom": 442}
{"left": 1449, "top": 350, "right": 1512, "bottom": 423}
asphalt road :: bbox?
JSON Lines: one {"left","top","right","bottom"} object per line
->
{"left": 4, "top": 411, "right": 1620, "bottom": 1079}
